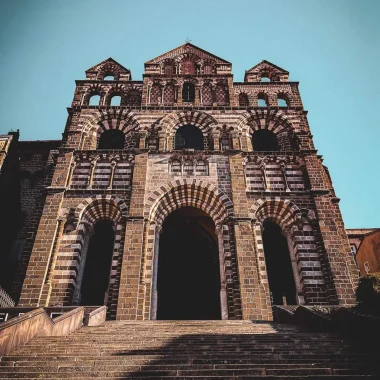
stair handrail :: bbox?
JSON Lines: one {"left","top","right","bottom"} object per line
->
{"left": 0, "top": 306, "right": 85, "bottom": 356}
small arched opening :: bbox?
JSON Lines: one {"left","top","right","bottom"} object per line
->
{"left": 277, "top": 95, "right": 289, "bottom": 107}
{"left": 103, "top": 75, "right": 115, "bottom": 80}
{"left": 110, "top": 95, "right": 122, "bottom": 106}
{"left": 175, "top": 125, "right": 204, "bottom": 150}
{"left": 89, "top": 94, "right": 101, "bottom": 106}
{"left": 182, "top": 82, "right": 195, "bottom": 103}
{"left": 80, "top": 220, "right": 115, "bottom": 306}
{"left": 98, "top": 129, "right": 125, "bottom": 149}
{"left": 157, "top": 207, "right": 221, "bottom": 320}
{"left": 262, "top": 220, "right": 297, "bottom": 305}
{"left": 252, "top": 129, "right": 280, "bottom": 151}
{"left": 257, "top": 93, "right": 268, "bottom": 107}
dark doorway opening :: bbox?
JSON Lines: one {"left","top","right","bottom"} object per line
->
{"left": 262, "top": 220, "right": 297, "bottom": 305}
{"left": 175, "top": 125, "right": 204, "bottom": 150}
{"left": 157, "top": 207, "right": 221, "bottom": 320}
{"left": 80, "top": 220, "right": 114, "bottom": 306}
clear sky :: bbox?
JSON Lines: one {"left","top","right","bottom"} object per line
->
{"left": 0, "top": 0, "right": 379, "bottom": 228}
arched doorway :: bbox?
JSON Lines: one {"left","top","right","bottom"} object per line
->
{"left": 262, "top": 220, "right": 297, "bottom": 305}
{"left": 80, "top": 220, "right": 115, "bottom": 305}
{"left": 156, "top": 207, "right": 222, "bottom": 320}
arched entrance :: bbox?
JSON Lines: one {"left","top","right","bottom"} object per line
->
{"left": 80, "top": 219, "right": 115, "bottom": 305}
{"left": 156, "top": 207, "right": 222, "bottom": 320}
{"left": 262, "top": 220, "right": 297, "bottom": 305}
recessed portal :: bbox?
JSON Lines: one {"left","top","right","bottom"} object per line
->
{"left": 262, "top": 220, "right": 297, "bottom": 305}
{"left": 80, "top": 220, "right": 115, "bottom": 306}
{"left": 157, "top": 207, "right": 221, "bottom": 320}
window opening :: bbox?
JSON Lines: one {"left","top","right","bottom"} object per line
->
{"left": 89, "top": 95, "right": 101, "bottom": 106}
{"left": 98, "top": 129, "right": 125, "bottom": 149}
{"left": 252, "top": 129, "right": 280, "bottom": 151}
{"left": 175, "top": 125, "right": 204, "bottom": 150}
{"left": 110, "top": 95, "right": 121, "bottom": 106}
{"left": 182, "top": 82, "right": 195, "bottom": 102}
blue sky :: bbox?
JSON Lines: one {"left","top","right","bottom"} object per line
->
{"left": 0, "top": 0, "right": 379, "bottom": 228}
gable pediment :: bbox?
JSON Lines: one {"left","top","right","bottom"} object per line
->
{"left": 145, "top": 43, "right": 232, "bottom": 75}
{"left": 245, "top": 60, "right": 289, "bottom": 82}
{"left": 86, "top": 58, "right": 131, "bottom": 80}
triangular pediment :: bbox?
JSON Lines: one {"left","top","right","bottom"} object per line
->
{"left": 85, "top": 58, "right": 131, "bottom": 80}
{"left": 245, "top": 60, "right": 289, "bottom": 82}
{"left": 145, "top": 43, "right": 231, "bottom": 65}
{"left": 246, "top": 60, "right": 288, "bottom": 74}
{"left": 86, "top": 58, "right": 130, "bottom": 74}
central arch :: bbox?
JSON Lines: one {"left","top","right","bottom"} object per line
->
{"left": 146, "top": 180, "right": 234, "bottom": 320}
{"left": 157, "top": 207, "right": 221, "bottom": 320}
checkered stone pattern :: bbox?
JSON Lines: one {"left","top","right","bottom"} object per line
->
{"left": 244, "top": 162, "right": 265, "bottom": 191}
{"left": 163, "top": 85, "right": 175, "bottom": 104}
{"left": 202, "top": 85, "right": 213, "bottom": 106}
{"left": 150, "top": 84, "right": 161, "bottom": 104}
{"left": 216, "top": 85, "right": 228, "bottom": 105}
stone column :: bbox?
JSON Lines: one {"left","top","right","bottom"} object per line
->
{"left": 231, "top": 131, "right": 241, "bottom": 151}
{"left": 212, "top": 131, "right": 221, "bottom": 152}
{"left": 139, "top": 131, "right": 147, "bottom": 150}
{"left": 150, "top": 223, "right": 162, "bottom": 320}
{"left": 216, "top": 225, "right": 228, "bottom": 320}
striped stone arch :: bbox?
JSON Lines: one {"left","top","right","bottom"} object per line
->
{"left": 80, "top": 109, "right": 140, "bottom": 149}
{"left": 237, "top": 109, "right": 300, "bottom": 137}
{"left": 159, "top": 110, "right": 218, "bottom": 136}
{"left": 250, "top": 197, "right": 301, "bottom": 230}
{"left": 75, "top": 195, "right": 128, "bottom": 225}
{"left": 146, "top": 179, "right": 233, "bottom": 226}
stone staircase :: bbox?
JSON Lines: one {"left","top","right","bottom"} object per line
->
{"left": 0, "top": 320, "right": 379, "bottom": 379}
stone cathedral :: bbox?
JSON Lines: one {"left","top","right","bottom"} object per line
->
{"left": 0, "top": 43, "right": 359, "bottom": 321}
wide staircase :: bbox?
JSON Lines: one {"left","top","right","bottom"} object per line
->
{"left": 0, "top": 320, "right": 379, "bottom": 379}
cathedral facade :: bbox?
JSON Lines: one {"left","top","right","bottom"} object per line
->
{"left": 8, "top": 44, "right": 358, "bottom": 320}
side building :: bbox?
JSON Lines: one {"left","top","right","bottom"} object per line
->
{"left": 6, "top": 43, "right": 359, "bottom": 321}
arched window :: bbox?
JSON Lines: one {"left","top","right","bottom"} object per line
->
{"left": 89, "top": 94, "right": 101, "bottom": 106}
{"left": 195, "top": 160, "right": 208, "bottom": 175}
{"left": 277, "top": 96, "right": 289, "bottom": 107}
{"left": 170, "top": 159, "right": 182, "bottom": 174}
{"left": 110, "top": 95, "right": 121, "bottom": 106}
{"left": 257, "top": 93, "right": 268, "bottom": 107}
{"left": 98, "top": 129, "right": 125, "bottom": 149}
{"left": 175, "top": 125, "right": 204, "bottom": 150}
{"left": 103, "top": 75, "right": 114, "bottom": 80}
{"left": 261, "top": 75, "right": 270, "bottom": 82}
{"left": 239, "top": 93, "right": 249, "bottom": 107}
{"left": 182, "top": 82, "right": 195, "bottom": 103}
{"left": 252, "top": 129, "right": 279, "bottom": 151}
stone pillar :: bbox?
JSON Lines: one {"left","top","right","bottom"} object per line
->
{"left": 158, "top": 131, "right": 166, "bottom": 151}
{"left": 18, "top": 191, "right": 64, "bottom": 306}
{"left": 177, "top": 83, "right": 183, "bottom": 105}
{"left": 194, "top": 85, "right": 201, "bottom": 106}
{"left": 212, "top": 131, "right": 221, "bottom": 152}
{"left": 231, "top": 132, "right": 241, "bottom": 151}
{"left": 139, "top": 131, "right": 147, "bottom": 150}
{"left": 150, "top": 224, "right": 161, "bottom": 320}
{"left": 216, "top": 225, "right": 228, "bottom": 320}
{"left": 116, "top": 153, "right": 148, "bottom": 319}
